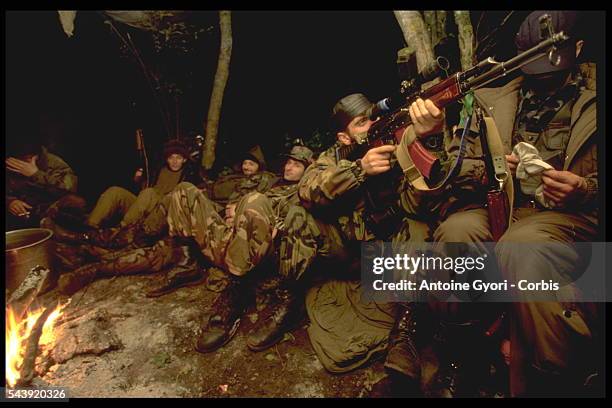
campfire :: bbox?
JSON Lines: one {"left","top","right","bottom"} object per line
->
{"left": 5, "top": 301, "right": 68, "bottom": 388}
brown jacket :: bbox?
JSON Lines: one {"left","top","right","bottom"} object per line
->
{"left": 472, "top": 65, "right": 597, "bottom": 223}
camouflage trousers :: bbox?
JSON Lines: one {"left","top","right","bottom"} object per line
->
{"left": 63, "top": 238, "right": 189, "bottom": 286}
{"left": 87, "top": 186, "right": 170, "bottom": 233}
{"left": 278, "top": 206, "right": 431, "bottom": 280}
{"left": 167, "top": 182, "right": 275, "bottom": 277}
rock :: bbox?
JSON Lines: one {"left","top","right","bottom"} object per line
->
{"left": 51, "top": 310, "right": 122, "bottom": 364}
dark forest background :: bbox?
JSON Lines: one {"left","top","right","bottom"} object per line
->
{"left": 5, "top": 11, "right": 604, "bottom": 203}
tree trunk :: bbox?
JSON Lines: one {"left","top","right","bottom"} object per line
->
{"left": 202, "top": 10, "right": 232, "bottom": 170}
{"left": 393, "top": 11, "right": 436, "bottom": 76}
{"left": 423, "top": 10, "right": 447, "bottom": 49}
{"left": 454, "top": 11, "right": 476, "bottom": 71}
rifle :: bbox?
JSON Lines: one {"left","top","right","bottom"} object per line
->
{"left": 134, "top": 128, "right": 150, "bottom": 190}
{"left": 335, "top": 14, "right": 569, "bottom": 183}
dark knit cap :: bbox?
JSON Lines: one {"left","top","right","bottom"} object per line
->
{"left": 516, "top": 11, "right": 579, "bottom": 75}
{"left": 163, "top": 139, "right": 189, "bottom": 160}
{"left": 329, "top": 93, "right": 373, "bottom": 133}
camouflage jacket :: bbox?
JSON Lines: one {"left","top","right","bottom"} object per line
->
{"left": 6, "top": 146, "right": 78, "bottom": 208}
{"left": 207, "top": 170, "right": 278, "bottom": 206}
{"left": 265, "top": 179, "right": 300, "bottom": 231}
{"left": 298, "top": 142, "right": 368, "bottom": 217}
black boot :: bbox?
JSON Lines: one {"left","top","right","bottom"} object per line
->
{"left": 246, "top": 280, "right": 303, "bottom": 352}
{"left": 430, "top": 321, "right": 488, "bottom": 398}
{"left": 384, "top": 303, "right": 421, "bottom": 385}
{"left": 195, "top": 273, "right": 249, "bottom": 353}
{"left": 40, "top": 217, "right": 90, "bottom": 244}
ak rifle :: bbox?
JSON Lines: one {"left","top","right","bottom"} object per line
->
{"left": 335, "top": 14, "right": 570, "bottom": 181}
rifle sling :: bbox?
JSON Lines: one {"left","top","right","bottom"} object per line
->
{"left": 396, "top": 116, "right": 513, "bottom": 228}
{"left": 396, "top": 114, "right": 472, "bottom": 193}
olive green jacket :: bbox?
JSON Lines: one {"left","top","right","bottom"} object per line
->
{"left": 7, "top": 146, "right": 78, "bottom": 207}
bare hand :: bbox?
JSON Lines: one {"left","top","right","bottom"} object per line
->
{"left": 506, "top": 154, "right": 519, "bottom": 176}
{"left": 8, "top": 199, "right": 33, "bottom": 216}
{"left": 409, "top": 98, "right": 445, "bottom": 137}
{"left": 360, "top": 145, "right": 396, "bottom": 176}
{"left": 6, "top": 157, "right": 39, "bottom": 177}
{"left": 541, "top": 169, "right": 587, "bottom": 207}
{"left": 134, "top": 168, "right": 144, "bottom": 183}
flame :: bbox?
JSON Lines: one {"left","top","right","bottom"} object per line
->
{"left": 5, "top": 301, "right": 68, "bottom": 388}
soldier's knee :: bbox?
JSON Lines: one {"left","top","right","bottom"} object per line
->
{"left": 434, "top": 211, "right": 488, "bottom": 242}
{"left": 102, "top": 186, "right": 129, "bottom": 197}
{"left": 175, "top": 181, "right": 197, "bottom": 193}
{"left": 243, "top": 191, "right": 266, "bottom": 204}
{"left": 138, "top": 187, "right": 159, "bottom": 200}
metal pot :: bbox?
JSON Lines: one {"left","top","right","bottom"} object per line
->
{"left": 5, "top": 228, "right": 54, "bottom": 296}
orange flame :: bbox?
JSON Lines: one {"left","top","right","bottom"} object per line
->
{"left": 5, "top": 301, "right": 68, "bottom": 388}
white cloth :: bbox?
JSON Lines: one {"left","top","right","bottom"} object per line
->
{"left": 512, "top": 142, "right": 555, "bottom": 208}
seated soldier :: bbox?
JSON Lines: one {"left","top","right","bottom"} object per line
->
{"left": 6, "top": 137, "right": 79, "bottom": 231}
{"left": 45, "top": 139, "right": 201, "bottom": 249}
{"left": 211, "top": 144, "right": 279, "bottom": 210}
{"left": 166, "top": 145, "right": 314, "bottom": 352}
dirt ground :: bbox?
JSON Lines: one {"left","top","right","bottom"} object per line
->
{"left": 31, "top": 270, "right": 390, "bottom": 398}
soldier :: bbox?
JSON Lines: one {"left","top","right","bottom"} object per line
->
{"left": 86, "top": 139, "right": 200, "bottom": 230}
{"left": 167, "top": 145, "right": 314, "bottom": 352}
{"left": 45, "top": 139, "right": 202, "bottom": 249}
{"left": 395, "top": 11, "right": 600, "bottom": 397}
{"left": 6, "top": 137, "right": 79, "bottom": 230}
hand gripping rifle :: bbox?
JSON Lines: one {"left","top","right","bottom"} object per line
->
{"left": 335, "top": 14, "right": 569, "bottom": 186}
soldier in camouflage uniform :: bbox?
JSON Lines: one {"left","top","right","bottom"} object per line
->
{"left": 167, "top": 145, "right": 314, "bottom": 352}
{"left": 394, "top": 11, "right": 601, "bottom": 397}
{"left": 6, "top": 138, "right": 80, "bottom": 230}
{"left": 55, "top": 145, "right": 285, "bottom": 297}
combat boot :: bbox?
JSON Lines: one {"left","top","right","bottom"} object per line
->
{"left": 195, "top": 273, "right": 249, "bottom": 353}
{"left": 384, "top": 303, "right": 421, "bottom": 382}
{"left": 430, "top": 320, "right": 488, "bottom": 398}
{"left": 246, "top": 280, "right": 303, "bottom": 351}
{"left": 40, "top": 217, "right": 91, "bottom": 244}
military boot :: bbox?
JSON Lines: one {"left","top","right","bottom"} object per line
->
{"left": 384, "top": 303, "right": 421, "bottom": 383}
{"left": 40, "top": 217, "right": 91, "bottom": 244}
{"left": 195, "top": 273, "right": 249, "bottom": 353}
{"left": 430, "top": 321, "right": 487, "bottom": 398}
{"left": 246, "top": 280, "right": 304, "bottom": 351}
